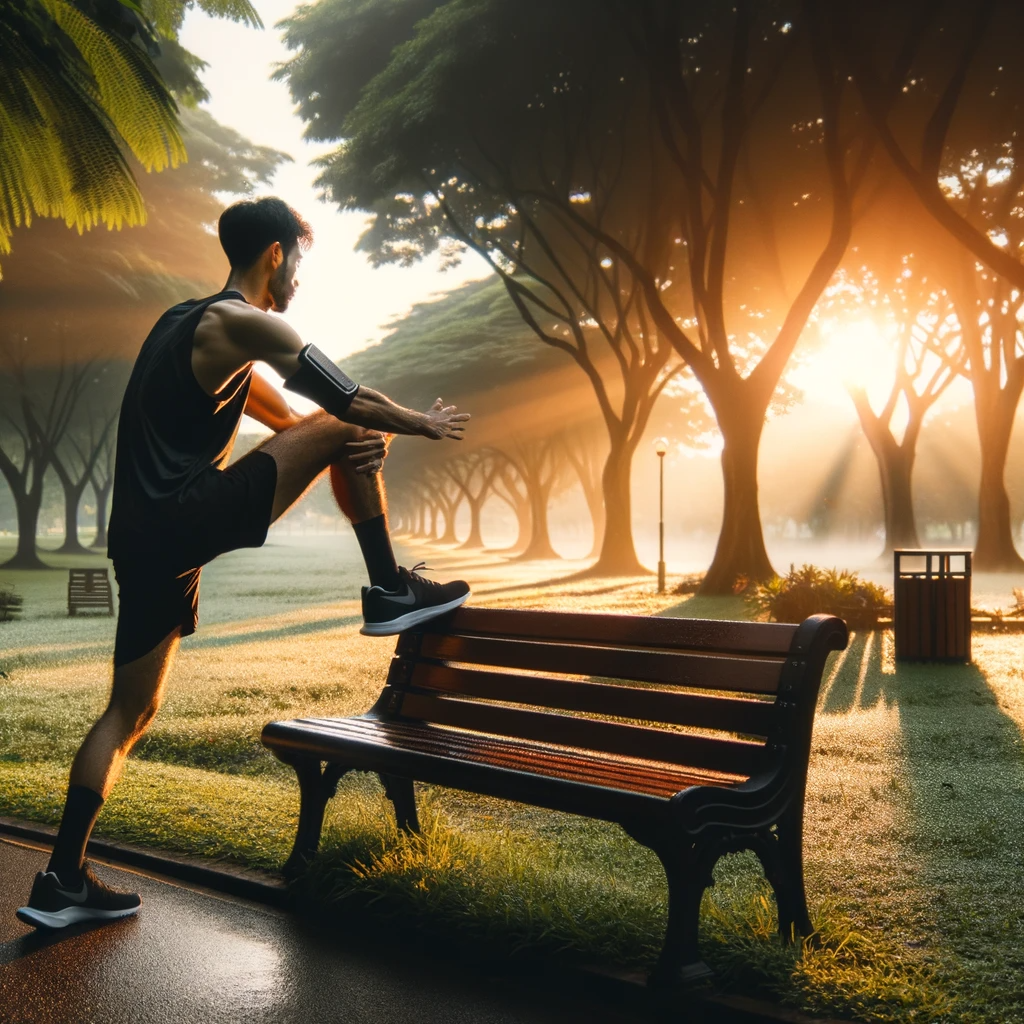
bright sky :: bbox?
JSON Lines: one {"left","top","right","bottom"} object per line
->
{"left": 179, "top": 1, "right": 490, "bottom": 369}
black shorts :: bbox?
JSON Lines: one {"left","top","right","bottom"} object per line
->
{"left": 112, "top": 450, "right": 278, "bottom": 667}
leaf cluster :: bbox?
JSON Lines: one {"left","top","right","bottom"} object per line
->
{"left": 0, "top": 0, "right": 261, "bottom": 275}
{"left": 745, "top": 564, "right": 891, "bottom": 630}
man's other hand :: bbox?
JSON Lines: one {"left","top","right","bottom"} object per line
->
{"left": 423, "top": 398, "right": 470, "bottom": 440}
{"left": 346, "top": 431, "right": 389, "bottom": 475}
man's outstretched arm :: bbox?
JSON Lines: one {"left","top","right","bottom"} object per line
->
{"left": 204, "top": 301, "right": 468, "bottom": 440}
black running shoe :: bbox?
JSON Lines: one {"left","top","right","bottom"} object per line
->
{"left": 16, "top": 863, "right": 141, "bottom": 929}
{"left": 361, "top": 562, "right": 470, "bottom": 636}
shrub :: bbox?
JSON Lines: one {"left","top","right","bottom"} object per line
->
{"left": 0, "top": 585, "right": 22, "bottom": 622}
{"left": 746, "top": 565, "right": 891, "bottom": 629}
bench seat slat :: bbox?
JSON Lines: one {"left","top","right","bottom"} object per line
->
{"left": 392, "top": 689, "right": 766, "bottom": 777}
{"left": 263, "top": 717, "right": 748, "bottom": 799}
{"left": 408, "top": 634, "right": 784, "bottom": 695}
{"left": 409, "top": 663, "right": 777, "bottom": 736}
{"left": 294, "top": 715, "right": 709, "bottom": 791}
{"left": 426, "top": 607, "right": 798, "bottom": 656}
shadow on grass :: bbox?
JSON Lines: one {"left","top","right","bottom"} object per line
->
{"left": 818, "top": 632, "right": 1024, "bottom": 1018}
{"left": 180, "top": 614, "right": 363, "bottom": 651}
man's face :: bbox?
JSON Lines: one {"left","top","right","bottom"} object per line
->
{"left": 268, "top": 244, "right": 301, "bottom": 312}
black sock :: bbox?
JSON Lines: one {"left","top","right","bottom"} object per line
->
{"left": 47, "top": 784, "right": 104, "bottom": 885}
{"left": 353, "top": 514, "right": 400, "bottom": 590}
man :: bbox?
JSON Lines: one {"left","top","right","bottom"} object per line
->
{"left": 17, "top": 197, "right": 471, "bottom": 929}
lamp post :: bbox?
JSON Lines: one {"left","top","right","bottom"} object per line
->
{"left": 656, "top": 445, "right": 667, "bottom": 593}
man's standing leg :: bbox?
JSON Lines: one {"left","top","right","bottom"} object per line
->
{"left": 16, "top": 630, "right": 179, "bottom": 928}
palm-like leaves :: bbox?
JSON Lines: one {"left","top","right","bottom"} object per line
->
{"left": 0, "top": 0, "right": 261, "bottom": 277}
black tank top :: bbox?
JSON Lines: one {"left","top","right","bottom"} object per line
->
{"left": 107, "top": 291, "right": 253, "bottom": 558}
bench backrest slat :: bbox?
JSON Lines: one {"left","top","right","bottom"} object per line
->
{"left": 409, "top": 663, "right": 777, "bottom": 737}
{"left": 396, "top": 691, "right": 765, "bottom": 778}
{"left": 372, "top": 608, "right": 841, "bottom": 776}
{"left": 419, "top": 606, "right": 798, "bottom": 656}
{"left": 404, "top": 633, "right": 784, "bottom": 695}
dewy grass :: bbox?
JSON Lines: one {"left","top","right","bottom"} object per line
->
{"left": 3, "top": 536, "right": 1024, "bottom": 1021}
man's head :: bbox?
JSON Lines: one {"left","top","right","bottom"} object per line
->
{"left": 218, "top": 197, "right": 313, "bottom": 312}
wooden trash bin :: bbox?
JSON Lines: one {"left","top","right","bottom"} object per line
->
{"left": 893, "top": 550, "right": 971, "bottom": 662}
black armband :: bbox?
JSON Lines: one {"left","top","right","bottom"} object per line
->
{"left": 283, "top": 344, "right": 360, "bottom": 419}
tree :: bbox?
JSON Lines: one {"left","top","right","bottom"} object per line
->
{"left": 837, "top": 2, "right": 1024, "bottom": 293}
{"left": 444, "top": 449, "right": 500, "bottom": 549}
{"left": 561, "top": 426, "right": 607, "bottom": 561}
{"left": 49, "top": 362, "right": 125, "bottom": 552}
{"left": 280, "top": 0, "right": 876, "bottom": 590}
{"left": 489, "top": 436, "right": 571, "bottom": 562}
{"left": 0, "top": 351, "right": 95, "bottom": 567}
{"left": 0, "top": 0, "right": 260, "bottom": 274}
{"left": 950, "top": 258, "right": 1024, "bottom": 570}
{"left": 832, "top": 1, "right": 1024, "bottom": 568}
{"left": 90, "top": 416, "right": 116, "bottom": 548}
{"left": 280, "top": 0, "right": 684, "bottom": 577}
{"left": 490, "top": 459, "right": 531, "bottom": 554}
{"left": 818, "top": 261, "right": 964, "bottom": 556}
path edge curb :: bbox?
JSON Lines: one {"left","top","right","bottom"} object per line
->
{"left": 0, "top": 815, "right": 849, "bottom": 1023}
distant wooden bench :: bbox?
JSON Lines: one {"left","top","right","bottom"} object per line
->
{"left": 67, "top": 568, "right": 114, "bottom": 617}
{"left": 262, "top": 607, "right": 847, "bottom": 986}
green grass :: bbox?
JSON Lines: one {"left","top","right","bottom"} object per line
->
{"left": 2, "top": 535, "right": 1024, "bottom": 1021}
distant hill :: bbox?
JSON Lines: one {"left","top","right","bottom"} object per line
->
{"left": 339, "top": 277, "right": 571, "bottom": 412}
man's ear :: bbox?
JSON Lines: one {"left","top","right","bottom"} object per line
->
{"left": 268, "top": 241, "right": 284, "bottom": 271}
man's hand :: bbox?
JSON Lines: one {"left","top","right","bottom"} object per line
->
{"left": 422, "top": 398, "right": 470, "bottom": 440}
{"left": 346, "top": 430, "right": 389, "bottom": 475}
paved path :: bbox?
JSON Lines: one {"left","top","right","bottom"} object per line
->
{"left": 0, "top": 838, "right": 658, "bottom": 1024}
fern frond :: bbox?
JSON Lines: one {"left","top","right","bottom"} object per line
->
{"left": 143, "top": 0, "right": 262, "bottom": 39}
{"left": 0, "top": 1, "right": 173, "bottom": 276}
{"left": 40, "top": 0, "right": 186, "bottom": 171}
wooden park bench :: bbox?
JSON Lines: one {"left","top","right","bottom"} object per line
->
{"left": 67, "top": 568, "right": 114, "bottom": 617}
{"left": 262, "top": 607, "right": 847, "bottom": 986}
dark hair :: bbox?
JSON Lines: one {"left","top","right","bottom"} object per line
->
{"left": 218, "top": 197, "right": 313, "bottom": 269}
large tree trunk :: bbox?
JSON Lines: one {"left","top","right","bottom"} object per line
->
{"left": 974, "top": 394, "right": 1024, "bottom": 570}
{"left": 56, "top": 479, "right": 90, "bottom": 555}
{"left": 701, "top": 405, "right": 774, "bottom": 594}
{"left": 583, "top": 484, "right": 606, "bottom": 561}
{"left": 90, "top": 479, "right": 111, "bottom": 549}
{"left": 459, "top": 497, "right": 485, "bottom": 549}
{"left": 878, "top": 447, "right": 920, "bottom": 554}
{"left": 438, "top": 501, "right": 459, "bottom": 544}
{"left": 855, "top": 405, "right": 922, "bottom": 557}
{"left": 514, "top": 483, "right": 558, "bottom": 560}
{"left": 587, "top": 436, "right": 645, "bottom": 575}
{"left": 5, "top": 489, "right": 48, "bottom": 569}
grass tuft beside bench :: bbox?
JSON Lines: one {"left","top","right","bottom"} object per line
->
{"left": 262, "top": 606, "right": 847, "bottom": 987}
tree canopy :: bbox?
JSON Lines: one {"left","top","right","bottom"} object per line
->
{"left": 279, "top": 0, "right": 871, "bottom": 585}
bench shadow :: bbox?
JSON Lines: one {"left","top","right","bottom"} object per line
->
{"left": 815, "top": 629, "right": 1024, "bottom": 995}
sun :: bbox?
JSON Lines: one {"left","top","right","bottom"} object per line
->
{"left": 794, "top": 316, "right": 896, "bottom": 405}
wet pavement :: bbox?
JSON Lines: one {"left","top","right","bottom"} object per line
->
{"left": 0, "top": 837, "right": 659, "bottom": 1024}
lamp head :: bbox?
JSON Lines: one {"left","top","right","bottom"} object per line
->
{"left": 654, "top": 436, "right": 668, "bottom": 457}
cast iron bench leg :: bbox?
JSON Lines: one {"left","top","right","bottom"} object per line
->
{"left": 379, "top": 773, "right": 420, "bottom": 834}
{"left": 755, "top": 812, "right": 814, "bottom": 942}
{"left": 640, "top": 835, "right": 717, "bottom": 988}
{"left": 282, "top": 757, "right": 350, "bottom": 878}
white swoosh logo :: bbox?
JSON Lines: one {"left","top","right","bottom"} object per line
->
{"left": 55, "top": 881, "right": 88, "bottom": 904}
{"left": 381, "top": 588, "right": 417, "bottom": 606}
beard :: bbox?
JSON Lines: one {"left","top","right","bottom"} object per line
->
{"left": 268, "top": 262, "right": 295, "bottom": 311}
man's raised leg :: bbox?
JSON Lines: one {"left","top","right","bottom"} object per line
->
{"left": 255, "top": 411, "right": 468, "bottom": 633}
